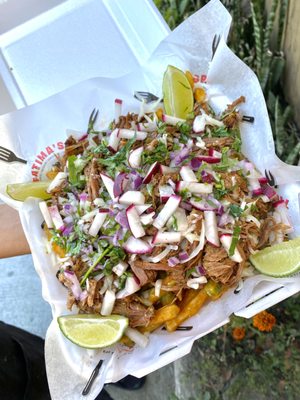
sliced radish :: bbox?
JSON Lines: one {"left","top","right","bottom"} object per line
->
{"left": 88, "top": 209, "right": 108, "bottom": 236}
{"left": 128, "top": 146, "right": 144, "bottom": 168}
{"left": 258, "top": 176, "right": 268, "bottom": 185}
{"left": 108, "top": 128, "right": 120, "bottom": 153}
{"left": 152, "top": 231, "right": 181, "bottom": 244}
{"left": 118, "top": 129, "right": 147, "bottom": 140}
{"left": 39, "top": 201, "right": 53, "bottom": 228}
{"left": 189, "top": 197, "right": 218, "bottom": 211}
{"left": 180, "top": 166, "right": 198, "bottom": 182}
{"left": 176, "top": 181, "right": 213, "bottom": 194}
{"left": 126, "top": 205, "right": 146, "bottom": 238}
{"left": 220, "top": 233, "right": 243, "bottom": 263}
{"left": 167, "top": 207, "right": 188, "bottom": 232}
{"left": 153, "top": 195, "right": 181, "bottom": 230}
{"left": 100, "top": 173, "right": 115, "bottom": 200}
{"left": 48, "top": 205, "right": 64, "bottom": 230}
{"left": 123, "top": 236, "right": 153, "bottom": 254}
{"left": 247, "top": 177, "right": 261, "bottom": 192}
{"left": 193, "top": 155, "right": 221, "bottom": 164}
{"left": 101, "top": 289, "right": 116, "bottom": 316}
{"left": 119, "top": 191, "right": 145, "bottom": 205}
{"left": 47, "top": 172, "right": 67, "bottom": 193}
{"left": 140, "top": 212, "right": 155, "bottom": 225}
{"left": 208, "top": 148, "right": 222, "bottom": 158}
{"left": 114, "top": 98, "right": 122, "bottom": 124}
{"left": 204, "top": 211, "right": 220, "bottom": 247}
{"left": 261, "top": 184, "right": 277, "bottom": 200}
{"left": 112, "top": 261, "right": 128, "bottom": 277}
{"left": 160, "top": 165, "right": 178, "bottom": 174}
{"left": 159, "top": 185, "right": 175, "bottom": 203}
{"left": 143, "top": 161, "right": 160, "bottom": 184}
{"left": 135, "top": 204, "right": 152, "bottom": 215}
{"left": 113, "top": 173, "right": 129, "bottom": 197}
{"left": 162, "top": 114, "right": 185, "bottom": 125}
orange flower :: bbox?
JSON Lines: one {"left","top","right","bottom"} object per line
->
{"left": 253, "top": 311, "right": 276, "bottom": 332}
{"left": 232, "top": 327, "right": 246, "bottom": 341}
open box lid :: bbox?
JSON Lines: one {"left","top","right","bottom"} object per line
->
{"left": 0, "top": 0, "right": 169, "bottom": 109}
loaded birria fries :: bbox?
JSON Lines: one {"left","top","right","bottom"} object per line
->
{"left": 39, "top": 68, "right": 293, "bottom": 347}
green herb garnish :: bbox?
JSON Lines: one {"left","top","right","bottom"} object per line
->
{"left": 229, "top": 226, "right": 241, "bottom": 257}
{"left": 229, "top": 204, "right": 243, "bottom": 218}
{"left": 142, "top": 140, "right": 169, "bottom": 165}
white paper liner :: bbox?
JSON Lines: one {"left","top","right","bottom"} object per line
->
{"left": 0, "top": 1, "right": 300, "bottom": 399}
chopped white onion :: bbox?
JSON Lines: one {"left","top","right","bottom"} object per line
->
{"left": 125, "top": 327, "right": 149, "bottom": 348}
{"left": 101, "top": 289, "right": 116, "bottom": 316}
{"left": 118, "top": 129, "right": 147, "bottom": 140}
{"left": 47, "top": 172, "right": 67, "bottom": 193}
{"left": 112, "top": 261, "right": 128, "bottom": 277}
{"left": 220, "top": 234, "right": 243, "bottom": 263}
{"left": 154, "top": 279, "right": 163, "bottom": 297}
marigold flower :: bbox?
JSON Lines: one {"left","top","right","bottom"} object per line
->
{"left": 232, "top": 327, "right": 246, "bottom": 341}
{"left": 253, "top": 311, "right": 276, "bottom": 332}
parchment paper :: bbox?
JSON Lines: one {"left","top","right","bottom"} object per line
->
{"left": 0, "top": 1, "right": 300, "bottom": 399}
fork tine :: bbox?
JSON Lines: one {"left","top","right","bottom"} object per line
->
{"left": 89, "top": 108, "right": 96, "bottom": 124}
{"left": 0, "top": 146, "right": 10, "bottom": 154}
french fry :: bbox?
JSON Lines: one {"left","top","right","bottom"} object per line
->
{"left": 165, "top": 289, "right": 208, "bottom": 332}
{"left": 140, "top": 304, "right": 180, "bottom": 333}
{"left": 178, "top": 288, "right": 201, "bottom": 309}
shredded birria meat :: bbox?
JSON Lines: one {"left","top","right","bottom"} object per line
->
{"left": 40, "top": 73, "right": 293, "bottom": 340}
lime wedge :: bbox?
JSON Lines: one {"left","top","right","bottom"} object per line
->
{"left": 58, "top": 314, "right": 128, "bottom": 349}
{"left": 250, "top": 238, "right": 300, "bottom": 277}
{"left": 6, "top": 181, "right": 51, "bottom": 201}
{"left": 162, "top": 65, "right": 194, "bottom": 119}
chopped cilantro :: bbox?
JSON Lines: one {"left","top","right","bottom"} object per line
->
{"left": 170, "top": 215, "right": 178, "bottom": 231}
{"left": 96, "top": 137, "right": 135, "bottom": 176}
{"left": 142, "top": 140, "right": 169, "bottom": 165}
{"left": 179, "top": 188, "right": 191, "bottom": 201}
{"left": 229, "top": 204, "right": 243, "bottom": 218}
{"left": 157, "top": 121, "right": 167, "bottom": 135}
{"left": 213, "top": 180, "right": 228, "bottom": 200}
{"left": 177, "top": 122, "right": 192, "bottom": 144}
{"left": 213, "top": 147, "right": 237, "bottom": 172}
{"left": 146, "top": 183, "right": 154, "bottom": 196}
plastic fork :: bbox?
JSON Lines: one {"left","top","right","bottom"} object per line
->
{"left": 211, "top": 34, "right": 221, "bottom": 60}
{"left": 0, "top": 146, "right": 27, "bottom": 164}
{"left": 265, "top": 169, "right": 277, "bottom": 187}
{"left": 87, "top": 108, "right": 99, "bottom": 134}
{"left": 134, "top": 91, "right": 160, "bottom": 104}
